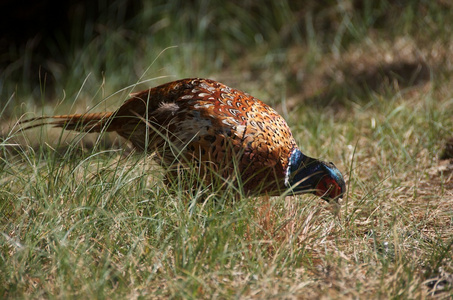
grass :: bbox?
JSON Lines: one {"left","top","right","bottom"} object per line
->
{"left": 1, "top": 0, "right": 453, "bottom": 298}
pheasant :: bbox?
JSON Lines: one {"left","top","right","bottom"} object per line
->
{"left": 21, "top": 78, "right": 346, "bottom": 201}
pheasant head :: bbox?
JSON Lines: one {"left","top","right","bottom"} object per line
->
{"left": 285, "top": 148, "right": 346, "bottom": 202}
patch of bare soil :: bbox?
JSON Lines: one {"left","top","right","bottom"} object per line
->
{"left": 284, "top": 37, "right": 453, "bottom": 109}
{"left": 440, "top": 138, "right": 453, "bottom": 160}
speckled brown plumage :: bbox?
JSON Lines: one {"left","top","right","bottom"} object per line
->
{"left": 21, "top": 78, "right": 346, "bottom": 200}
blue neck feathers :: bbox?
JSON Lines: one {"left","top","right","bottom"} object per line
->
{"left": 285, "top": 148, "right": 319, "bottom": 191}
{"left": 285, "top": 148, "right": 344, "bottom": 197}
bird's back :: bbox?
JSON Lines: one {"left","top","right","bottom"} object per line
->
{"left": 110, "top": 78, "right": 298, "bottom": 193}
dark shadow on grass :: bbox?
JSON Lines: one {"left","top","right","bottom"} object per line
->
{"left": 290, "top": 59, "right": 432, "bottom": 110}
{"left": 440, "top": 138, "right": 453, "bottom": 160}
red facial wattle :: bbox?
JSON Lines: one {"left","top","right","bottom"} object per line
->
{"left": 315, "top": 176, "right": 343, "bottom": 201}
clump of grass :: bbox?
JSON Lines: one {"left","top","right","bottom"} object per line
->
{"left": 2, "top": 74, "right": 453, "bottom": 298}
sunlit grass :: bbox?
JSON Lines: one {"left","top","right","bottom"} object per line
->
{"left": 2, "top": 76, "right": 452, "bottom": 298}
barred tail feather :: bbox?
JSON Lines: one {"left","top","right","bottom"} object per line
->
{"left": 19, "top": 112, "right": 114, "bottom": 133}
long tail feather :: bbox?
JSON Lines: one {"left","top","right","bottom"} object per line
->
{"left": 19, "top": 112, "right": 114, "bottom": 132}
